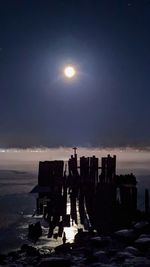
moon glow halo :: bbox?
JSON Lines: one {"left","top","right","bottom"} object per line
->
{"left": 64, "top": 66, "right": 76, "bottom": 79}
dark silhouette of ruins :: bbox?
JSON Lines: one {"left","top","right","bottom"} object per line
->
{"left": 31, "top": 149, "right": 148, "bottom": 238}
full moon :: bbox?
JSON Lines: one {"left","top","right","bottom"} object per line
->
{"left": 64, "top": 66, "right": 76, "bottom": 78}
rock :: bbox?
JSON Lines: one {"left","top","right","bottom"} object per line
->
{"left": 38, "top": 257, "right": 71, "bottom": 267}
{"left": 134, "top": 221, "right": 150, "bottom": 236}
{"left": 111, "top": 251, "right": 134, "bottom": 264}
{"left": 90, "top": 236, "right": 102, "bottom": 248}
{"left": 21, "top": 244, "right": 39, "bottom": 256}
{"left": 124, "top": 256, "right": 150, "bottom": 267}
{"left": 54, "top": 243, "right": 72, "bottom": 253}
{"left": 85, "top": 250, "right": 109, "bottom": 265}
{"left": 71, "top": 253, "right": 86, "bottom": 266}
{"left": 71, "top": 245, "right": 92, "bottom": 265}
{"left": 124, "top": 246, "right": 140, "bottom": 256}
{"left": 74, "top": 230, "right": 95, "bottom": 245}
{"left": 139, "top": 234, "right": 150, "bottom": 239}
{"left": 39, "top": 248, "right": 51, "bottom": 256}
{"left": 117, "top": 251, "right": 134, "bottom": 258}
{"left": 134, "top": 221, "right": 149, "bottom": 231}
{"left": 107, "top": 248, "right": 118, "bottom": 257}
{"left": 114, "top": 229, "right": 136, "bottom": 243}
{"left": 90, "top": 236, "right": 111, "bottom": 248}
{"left": 93, "top": 250, "right": 109, "bottom": 263}
{"left": 28, "top": 221, "right": 42, "bottom": 241}
{"left": 134, "top": 237, "right": 150, "bottom": 251}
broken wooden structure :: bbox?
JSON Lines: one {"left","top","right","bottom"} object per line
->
{"left": 31, "top": 149, "right": 144, "bottom": 235}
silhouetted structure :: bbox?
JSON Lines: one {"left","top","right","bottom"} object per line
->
{"left": 100, "top": 154, "right": 116, "bottom": 183}
{"left": 31, "top": 149, "right": 142, "bottom": 236}
{"left": 36, "top": 160, "right": 64, "bottom": 215}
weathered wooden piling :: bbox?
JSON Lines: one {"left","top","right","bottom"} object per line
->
{"left": 31, "top": 150, "right": 139, "bottom": 236}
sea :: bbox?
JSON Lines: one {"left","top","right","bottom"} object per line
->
{"left": 0, "top": 147, "right": 149, "bottom": 253}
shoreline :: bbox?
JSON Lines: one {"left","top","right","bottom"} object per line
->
{"left": 0, "top": 220, "right": 150, "bottom": 266}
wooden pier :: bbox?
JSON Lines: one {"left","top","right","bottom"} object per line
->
{"left": 31, "top": 149, "right": 149, "bottom": 237}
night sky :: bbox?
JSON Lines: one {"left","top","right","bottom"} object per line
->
{"left": 0, "top": 0, "right": 150, "bottom": 148}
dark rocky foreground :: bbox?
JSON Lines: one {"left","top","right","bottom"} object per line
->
{"left": 0, "top": 221, "right": 150, "bottom": 267}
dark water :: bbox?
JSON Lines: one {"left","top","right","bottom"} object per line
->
{"left": 0, "top": 170, "right": 36, "bottom": 253}
{"left": 0, "top": 167, "right": 149, "bottom": 253}
{"left": 0, "top": 169, "right": 78, "bottom": 253}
